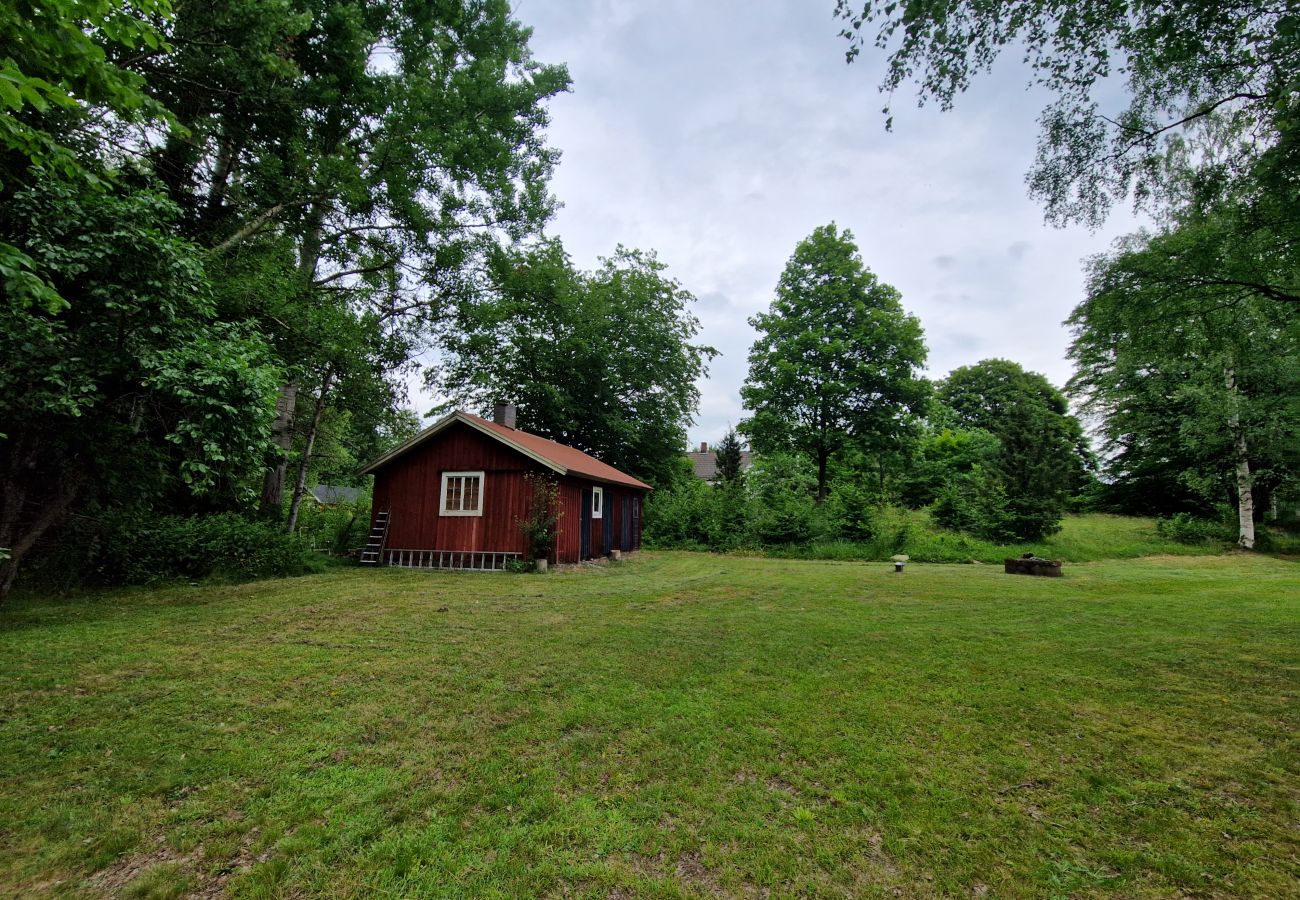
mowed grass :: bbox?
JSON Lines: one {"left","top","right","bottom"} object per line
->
{"left": 1, "top": 553, "right": 1297, "bottom": 898}
{"left": 763, "top": 513, "right": 1270, "bottom": 565}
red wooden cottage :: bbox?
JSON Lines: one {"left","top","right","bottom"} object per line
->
{"left": 358, "top": 404, "right": 650, "bottom": 569}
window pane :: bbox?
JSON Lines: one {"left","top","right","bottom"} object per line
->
{"left": 447, "top": 476, "right": 461, "bottom": 511}
{"left": 464, "top": 476, "right": 480, "bottom": 511}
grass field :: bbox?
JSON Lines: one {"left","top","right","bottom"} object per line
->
{"left": 757, "top": 513, "right": 1300, "bottom": 564}
{"left": 1, "top": 552, "right": 1297, "bottom": 898}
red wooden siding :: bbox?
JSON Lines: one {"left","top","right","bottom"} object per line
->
{"left": 369, "top": 419, "right": 646, "bottom": 565}
{"left": 372, "top": 422, "right": 539, "bottom": 556}
{"left": 556, "top": 482, "right": 584, "bottom": 564}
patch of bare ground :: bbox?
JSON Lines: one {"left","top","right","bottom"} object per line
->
{"left": 618, "top": 849, "right": 770, "bottom": 898}
{"left": 78, "top": 826, "right": 277, "bottom": 899}
{"left": 81, "top": 837, "right": 202, "bottom": 896}
{"left": 188, "top": 828, "right": 275, "bottom": 900}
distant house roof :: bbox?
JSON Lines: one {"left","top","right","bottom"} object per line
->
{"left": 311, "top": 484, "right": 363, "bottom": 505}
{"left": 358, "top": 410, "right": 652, "bottom": 491}
{"left": 686, "top": 442, "right": 754, "bottom": 481}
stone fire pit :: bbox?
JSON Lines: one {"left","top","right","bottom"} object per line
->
{"left": 1004, "top": 552, "right": 1063, "bottom": 577}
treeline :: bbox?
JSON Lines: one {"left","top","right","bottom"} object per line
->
{"left": 0, "top": 1, "right": 714, "bottom": 593}
{"left": 647, "top": 226, "right": 1095, "bottom": 552}
{"left": 0, "top": 0, "right": 567, "bottom": 591}
{"left": 647, "top": 213, "right": 1298, "bottom": 555}
{"left": 832, "top": 0, "right": 1300, "bottom": 549}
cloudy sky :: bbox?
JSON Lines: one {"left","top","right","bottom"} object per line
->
{"left": 479, "top": 0, "right": 1145, "bottom": 445}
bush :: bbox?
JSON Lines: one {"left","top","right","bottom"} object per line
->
{"left": 1156, "top": 513, "right": 1232, "bottom": 545}
{"left": 293, "top": 493, "right": 372, "bottom": 556}
{"left": 643, "top": 477, "right": 726, "bottom": 549}
{"left": 930, "top": 465, "right": 1014, "bottom": 541}
{"left": 517, "top": 473, "right": 561, "bottom": 561}
{"left": 826, "top": 481, "right": 876, "bottom": 540}
{"left": 88, "top": 512, "right": 325, "bottom": 585}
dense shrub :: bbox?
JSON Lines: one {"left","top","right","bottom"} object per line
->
{"left": 78, "top": 513, "right": 325, "bottom": 586}
{"left": 930, "top": 465, "right": 1015, "bottom": 541}
{"left": 1155, "top": 513, "right": 1232, "bottom": 545}
{"left": 293, "top": 494, "right": 372, "bottom": 556}
{"left": 643, "top": 477, "right": 728, "bottom": 549}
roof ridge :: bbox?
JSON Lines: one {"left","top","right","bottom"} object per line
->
{"left": 359, "top": 409, "right": 651, "bottom": 491}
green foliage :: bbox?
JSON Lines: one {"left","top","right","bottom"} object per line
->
{"left": 517, "top": 473, "right": 562, "bottom": 561}
{"left": 24, "top": 512, "right": 325, "bottom": 588}
{"left": 930, "top": 464, "right": 1015, "bottom": 543}
{"left": 741, "top": 223, "right": 928, "bottom": 501}
{"left": 713, "top": 428, "right": 745, "bottom": 484}
{"left": 745, "top": 453, "right": 827, "bottom": 545}
{"left": 1068, "top": 221, "right": 1300, "bottom": 527}
{"left": 292, "top": 494, "right": 372, "bottom": 556}
{"left": 899, "top": 425, "right": 1002, "bottom": 509}
{"left": 1155, "top": 513, "right": 1233, "bottom": 546}
{"left": 434, "top": 240, "right": 714, "bottom": 488}
{"left": 938, "top": 360, "right": 1091, "bottom": 541}
{"left": 0, "top": 0, "right": 174, "bottom": 310}
{"left": 643, "top": 477, "right": 729, "bottom": 550}
{"left": 0, "top": 181, "right": 283, "bottom": 592}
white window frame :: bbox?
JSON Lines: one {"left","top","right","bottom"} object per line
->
{"left": 440, "top": 471, "right": 485, "bottom": 517}
{"left": 591, "top": 486, "right": 604, "bottom": 519}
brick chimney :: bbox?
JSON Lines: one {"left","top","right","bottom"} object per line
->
{"left": 493, "top": 401, "right": 516, "bottom": 429}
{"left": 699, "top": 441, "right": 708, "bottom": 453}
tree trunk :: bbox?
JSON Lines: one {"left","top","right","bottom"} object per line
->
{"left": 0, "top": 466, "right": 83, "bottom": 598}
{"left": 199, "top": 127, "right": 242, "bottom": 234}
{"left": 286, "top": 369, "right": 335, "bottom": 535}
{"left": 1225, "top": 367, "right": 1255, "bottom": 550}
{"left": 259, "top": 379, "right": 299, "bottom": 519}
{"left": 816, "top": 447, "right": 829, "bottom": 504}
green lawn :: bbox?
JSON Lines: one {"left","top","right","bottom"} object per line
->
{"left": 760, "top": 513, "right": 1285, "bottom": 564}
{"left": 2, "top": 553, "right": 1297, "bottom": 898}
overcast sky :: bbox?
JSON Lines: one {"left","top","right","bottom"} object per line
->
{"left": 448, "top": 0, "right": 1145, "bottom": 445}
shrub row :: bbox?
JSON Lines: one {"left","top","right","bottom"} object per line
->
{"left": 24, "top": 512, "right": 325, "bottom": 589}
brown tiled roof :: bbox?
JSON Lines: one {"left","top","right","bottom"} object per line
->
{"left": 359, "top": 410, "right": 652, "bottom": 491}
{"left": 686, "top": 450, "right": 754, "bottom": 481}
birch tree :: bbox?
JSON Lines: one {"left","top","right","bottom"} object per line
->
{"left": 1068, "top": 226, "right": 1300, "bottom": 547}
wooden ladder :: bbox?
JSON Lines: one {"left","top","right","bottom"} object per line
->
{"left": 359, "top": 510, "right": 390, "bottom": 566}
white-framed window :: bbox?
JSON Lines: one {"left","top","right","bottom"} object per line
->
{"left": 592, "top": 486, "right": 603, "bottom": 519}
{"left": 440, "top": 471, "right": 484, "bottom": 516}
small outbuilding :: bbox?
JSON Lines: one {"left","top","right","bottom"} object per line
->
{"left": 358, "top": 405, "right": 650, "bottom": 569}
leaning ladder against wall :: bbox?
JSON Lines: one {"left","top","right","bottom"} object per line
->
{"left": 360, "top": 511, "right": 390, "bottom": 565}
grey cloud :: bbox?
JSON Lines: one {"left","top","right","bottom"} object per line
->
{"left": 411, "top": 0, "right": 1148, "bottom": 440}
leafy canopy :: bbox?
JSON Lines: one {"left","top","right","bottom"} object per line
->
{"left": 1067, "top": 223, "right": 1300, "bottom": 517}
{"left": 740, "top": 223, "right": 928, "bottom": 500}
{"left": 432, "top": 240, "right": 715, "bottom": 488}
{"left": 937, "top": 360, "right": 1090, "bottom": 541}
{"left": 835, "top": 1, "right": 1300, "bottom": 228}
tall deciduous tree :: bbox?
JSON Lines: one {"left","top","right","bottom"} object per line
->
{"left": 0, "top": 185, "right": 281, "bottom": 593}
{"left": 937, "top": 360, "right": 1092, "bottom": 541}
{"left": 1068, "top": 225, "right": 1300, "bottom": 548}
{"left": 740, "top": 223, "right": 928, "bottom": 502}
{"left": 433, "top": 240, "right": 715, "bottom": 488}
{"left": 136, "top": 0, "right": 570, "bottom": 517}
